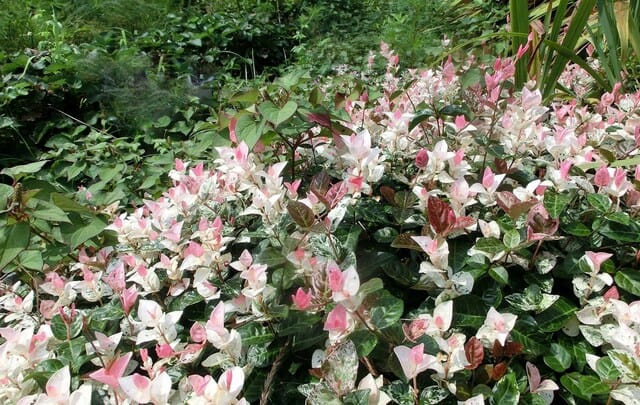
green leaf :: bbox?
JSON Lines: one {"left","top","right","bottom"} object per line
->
{"left": 543, "top": 343, "right": 572, "bottom": 372}
{"left": 287, "top": 201, "right": 315, "bottom": 228}
{"left": 1, "top": 160, "right": 49, "bottom": 180}
{"left": 438, "top": 104, "right": 469, "bottom": 117}
{"left": 237, "top": 323, "right": 275, "bottom": 346}
{"left": 259, "top": 100, "right": 298, "bottom": 126}
{"left": 0, "top": 221, "right": 30, "bottom": 269}
{"left": 358, "top": 278, "right": 384, "bottom": 297}
{"left": 600, "top": 220, "right": 640, "bottom": 242}
{"left": 61, "top": 216, "right": 107, "bottom": 248}
{"left": 51, "top": 193, "right": 93, "bottom": 214}
{"left": 17, "top": 250, "right": 43, "bottom": 271}
{"left": 560, "top": 372, "right": 610, "bottom": 401}
{"left": 503, "top": 229, "right": 520, "bottom": 249}
{"left": 234, "top": 113, "right": 260, "bottom": 149}
{"left": 536, "top": 297, "right": 577, "bottom": 332}
{"left": 489, "top": 266, "right": 509, "bottom": 286}
{"left": 408, "top": 109, "right": 435, "bottom": 132}
{"left": 349, "top": 330, "right": 378, "bottom": 357}
{"left": 30, "top": 198, "right": 71, "bottom": 223}
{"left": 586, "top": 193, "right": 612, "bottom": 212}
{"left": 0, "top": 183, "right": 13, "bottom": 210}
{"left": 168, "top": 290, "right": 204, "bottom": 312}
{"left": 56, "top": 337, "right": 91, "bottom": 373}
{"left": 492, "top": 370, "right": 520, "bottom": 405}
{"left": 368, "top": 290, "right": 404, "bottom": 330}
{"left": 615, "top": 270, "right": 640, "bottom": 296}
{"left": 543, "top": 189, "right": 573, "bottom": 218}
{"left": 255, "top": 247, "right": 287, "bottom": 268}
{"left": 595, "top": 356, "right": 621, "bottom": 381}
{"left": 562, "top": 222, "right": 591, "bottom": 237}
{"left": 25, "top": 359, "right": 65, "bottom": 388}
{"left": 50, "top": 312, "right": 83, "bottom": 341}
{"left": 473, "top": 237, "right": 506, "bottom": 256}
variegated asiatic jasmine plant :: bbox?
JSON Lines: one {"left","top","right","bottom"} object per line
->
{"left": 3, "top": 40, "right": 640, "bottom": 404}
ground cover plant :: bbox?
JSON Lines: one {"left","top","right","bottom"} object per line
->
{"left": 3, "top": 31, "right": 640, "bottom": 404}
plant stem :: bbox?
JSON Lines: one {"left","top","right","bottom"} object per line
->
{"left": 260, "top": 338, "right": 290, "bottom": 405}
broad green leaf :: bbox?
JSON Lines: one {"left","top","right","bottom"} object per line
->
{"left": 368, "top": 290, "right": 404, "bottom": 330}
{"left": 234, "top": 113, "right": 260, "bottom": 148}
{"left": 600, "top": 221, "right": 640, "bottom": 242}
{"left": 349, "top": 330, "right": 378, "bottom": 357}
{"left": 408, "top": 109, "right": 435, "bottom": 132}
{"left": 560, "top": 372, "right": 610, "bottom": 401}
{"left": 492, "top": 370, "right": 520, "bottom": 405}
{"left": 536, "top": 297, "right": 577, "bottom": 332}
{"left": 543, "top": 189, "right": 573, "bottom": 218}
{"left": 358, "top": 278, "right": 384, "bottom": 297}
{"left": 168, "top": 290, "right": 204, "bottom": 312}
{"left": 0, "top": 183, "right": 13, "bottom": 210}
{"left": 615, "top": 270, "right": 640, "bottom": 296}
{"left": 30, "top": 198, "right": 71, "bottom": 223}
{"left": 50, "top": 312, "right": 83, "bottom": 341}
{"left": 0, "top": 221, "right": 30, "bottom": 269}
{"left": 51, "top": 193, "right": 94, "bottom": 214}
{"left": 586, "top": 193, "right": 611, "bottom": 212}
{"left": 595, "top": 356, "right": 621, "bottom": 381}
{"left": 61, "top": 216, "right": 107, "bottom": 248}
{"left": 255, "top": 247, "right": 287, "bottom": 268}
{"left": 562, "top": 222, "right": 591, "bottom": 237}
{"left": 1, "top": 160, "right": 49, "bottom": 180}
{"left": 17, "top": 250, "right": 43, "bottom": 271}
{"left": 503, "top": 229, "right": 520, "bottom": 249}
{"left": 473, "top": 237, "right": 506, "bottom": 256}
{"left": 56, "top": 337, "right": 91, "bottom": 373}
{"left": 489, "top": 266, "right": 509, "bottom": 286}
{"left": 543, "top": 343, "right": 571, "bottom": 372}
{"left": 237, "top": 323, "right": 275, "bottom": 346}
{"left": 259, "top": 100, "right": 298, "bottom": 126}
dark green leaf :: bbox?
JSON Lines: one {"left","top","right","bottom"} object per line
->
{"left": 492, "top": 370, "right": 520, "bottom": 405}
{"left": 62, "top": 216, "right": 107, "bottom": 248}
{"left": 50, "top": 312, "right": 83, "bottom": 341}
{"left": 586, "top": 193, "right": 611, "bottom": 212}
{"left": 30, "top": 198, "right": 71, "bottom": 223}
{"left": 599, "top": 221, "right": 640, "bottom": 242}
{"left": 237, "top": 323, "right": 275, "bottom": 346}
{"left": 349, "top": 330, "right": 378, "bottom": 357}
{"left": 368, "top": 290, "right": 404, "bottom": 330}
{"left": 615, "top": 270, "right": 640, "bottom": 296}
{"left": 0, "top": 221, "right": 30, "bottom": 269}
{"left": 259, "top": 100, "right": 298, "bottom": 126}
{"left": 373, "top": 227, "right": 398, "bottom": 243}
{"left": 408, "top": 109, "right": 435, "bottom": 132}
{"left": 358, "top": 278, "right": 384, "bottom": 296}
{"left": 595, "top": 356, "right": 621, "bottom": 381}
{"left": 560, "top": 372, "right": 610, "bottom": 401}
{"left": 1, "top": 160, "right": 49, "bottom": 179}
{"left": 543, "top": 343, "right": 571, "bottom": 372}
{"left": 168, "top": 290, "right": 204, "bottom": 312}
{"left": 489, "top": 266, "right": 509, "bottom": 286}
{"left": 536, "top": 297, "right": 577, "bottom": 332}
{"left": 543, "top": 189, "right": 573, "bottom": 218}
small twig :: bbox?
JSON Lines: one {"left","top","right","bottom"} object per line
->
{"left": 260, "top": 338, "right": 291, "bottom": 405}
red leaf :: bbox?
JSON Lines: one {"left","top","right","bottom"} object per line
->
{"left": 492, "top": 340, "right": 504, "bottom": 359}
{"left": 307, "top": 112, "right": 332, "bottom": 128}
{"left": 496, "top": 191, "right": 537, "bottom": 220}
{"left": 464, "top": 336, "right": 484, "bottom": 370}
{"left": 287, "top": 201, "right": 316, "bottom": 228}
{"left": 503, "top": 341, "right": 524, "bottom": 357}
{"left": 379, "top": 186, "right": 396, "bottom": 205}
{"left": 427, "top": 196, "right": 455, "bottom": 235}
{"left": 491, "top": 361, "right": 508, "bottom": 381}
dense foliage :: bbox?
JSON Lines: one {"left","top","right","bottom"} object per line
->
{"left": 3, "top": 1, "right": 640, "bottom": 404}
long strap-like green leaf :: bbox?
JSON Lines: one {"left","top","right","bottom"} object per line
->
{"left": 542, "top": 0, "right": 598, "bottom": 100}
